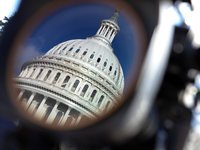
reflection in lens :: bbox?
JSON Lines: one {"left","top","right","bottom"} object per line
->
{"left": 8, "top": 1, "right": 146, "bottom": 130}
{"left": 12, "top": 4, "right": 125, "bottom": 129}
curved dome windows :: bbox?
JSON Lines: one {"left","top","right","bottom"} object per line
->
{"left": 57, "top": 46, "right": 62, "bottom": 51}
{"left": 44, "top": 70, "right": 52, "bottom": 81}
{"left": 52, "top": 72, "right": 61, "bottom": 84}
{"left": 69, "top": 47, "right": 73, "bottom": 51}
{"left": 36, "top": 69, "right": 43, "bottom": 79}
{"left": 103, "top": 62, "right": 107, "bottom": 67}
{"left": 89, "top": 90, "right": 97, "bottom": 102}
{"left": 75, "top": 49, "right": 80, "bottom": 53}
{"left": 62, "top": 46, "right": 67, "bottom": 51}
{"left": 57, "top": 46, "right": 62, "bottom": 54}
{"left": 90, "top": 54, "right": 94, "bottom": 59}
{"left": 60, "top": 46, "right": 67, "bottom": 53}
{"left": 109, "top": 66, "right": 112, "bottom": 72}
{"left": 97, "top": 58, "right": 101, "bottom": 63}
{"left": 71, "top": 80, "right": 80, "bottom": 92}
{"left": 97, "top": 95, "right": 104, "bottom": 107}
{"left": 61, "top": 76, "right": 70, "bottom": 88}
{"left": 80, "top": 84, "right": 89, "bottom": 97}
{"left": 82, "top": 51, "right": 87, "bottom": 56}
{"left": 114, "top": 70, "right": 117, "bottom": 76}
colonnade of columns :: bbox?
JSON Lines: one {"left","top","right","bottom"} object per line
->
{"left": 16, "top": 90, "right": 83, "bottom": 127}
{"left": 18, "top": 65, "right": 113, "bottom": 112}
{"left": 96, "top": 22, "right": 118, "bottom": 42}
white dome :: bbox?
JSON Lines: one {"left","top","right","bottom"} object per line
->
{"left": 13, "top": 9, "right": 125, "bottom": 127}
{"left": 45, "top": 36, "right": 124, "bottom": 94}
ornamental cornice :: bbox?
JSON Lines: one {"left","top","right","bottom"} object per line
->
{"left": 21, "top": 58, "right": 122, "bottom": 101}
{"left": 14, "top": 79, "right": 101, "bottom": 118}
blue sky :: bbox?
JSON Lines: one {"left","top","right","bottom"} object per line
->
{"left": 16, "top": 2, "right": 136, "bottom": 80}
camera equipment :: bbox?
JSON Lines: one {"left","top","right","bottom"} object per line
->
{"left": 0, "top": 0, "right": 199, "bottom": 150}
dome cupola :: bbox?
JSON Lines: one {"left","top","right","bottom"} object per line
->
{"left": 93, "top": 7, "right": 122, "bottom": 44}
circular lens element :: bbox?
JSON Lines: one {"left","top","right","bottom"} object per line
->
{"left": 6, "top": 0, "right": 147, "bottom": 130}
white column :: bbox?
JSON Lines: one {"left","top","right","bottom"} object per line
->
{"left": 74, "top": 114, "right": 82, "bottom": 126}
{"left": 21, "top": 98, "right": 27, "bottom": 107}
{"left": 27, "top": 101, "right": 38, "bottom": 115}
{"left": 67, "top": 75, "right": 76, "bottom": 89}
{"left": 97, "top": 25, "right": 103, "bottom": 34}
{"left": 26, "top": 67, "right": 34, "bottom": 77}
{"left": 101, "top": 25, "right": 106, "bottom": 35}
{"left": 46, "top": 102, "right": 59, "bottom": 124}
{"left": 32, "top": 67, "right": 40, "bottom": 79}
{"left": 34, "top": 97, "right": 47, "bottom": 120}
{"left": 107, "top": 103, "right": 114, "bottom": 113}
{"left": 24, "top": 93, "right": 36, "bottom": 110}
{"left": 21, "top": 68, "right": 28, "bottom": 77}
{"left": 59, "top": 107, "right": 72, "bottom": 126}
{"left": 108, "top": 28, "right": 114, "bottom": 39}
{"left": 48, "top": 70, "right": 56, "bottom": 83}
{"left": 56, "top": 72, "right": 64, "bottom": 86}
{"left": 70, "top": 118, "right": 76, "bottom": 126}
{"left": 110, "top": 31, "right": 116, "bottom": 42}
{"left": 17, "top": 90, "right": 24, "bottom": 101}
{"left": 19, "top": 69, "right": 25, "bottom": 77}
{"left": 40, "top": 69, "right": 48, "bottom": 81}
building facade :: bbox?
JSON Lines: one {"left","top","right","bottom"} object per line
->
{"left": 13, "top": 9, "right": 124, "bottom": 127}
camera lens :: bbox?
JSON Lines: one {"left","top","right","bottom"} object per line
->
{"left": 5, "top": 0, "right": 147, "bottom": 131}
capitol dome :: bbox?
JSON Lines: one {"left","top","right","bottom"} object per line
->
{"left": 13, "top": 8, "right": 124, "bottom": 127}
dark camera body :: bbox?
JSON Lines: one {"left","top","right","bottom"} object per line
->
{"left": 0, "top": 0, "right": 199, "bottom": 150}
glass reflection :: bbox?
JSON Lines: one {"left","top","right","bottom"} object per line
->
{"left": 11, "top": 2, "right": 139, "bottom": 129}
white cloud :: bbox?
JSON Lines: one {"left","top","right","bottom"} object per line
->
{"left": 13, "top": 44, "right": 45, "bottom": 76}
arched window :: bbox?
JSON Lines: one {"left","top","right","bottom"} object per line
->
{"left": 36, "top": 69, "right": 43, "bottom": 79}
{"left": 103, "top": 62, "right": 107, "bottom": 67}
{"left": 114, "top": 70, "right": 117, "bottom": 76}
{"left": 97, "top": 58, "right": 101, "bottom": 63}
{"left": 71, "top": 80, "right": 80, "bottom": 92}
{"left": 75, "top": 49, "right": 80, "bottom": 53}
{"left": 52, "top": 72, "right": 61, "bottom": 84}
{"left": 97, "top": 95, "right": 104, "bottom": 107}
{"left": 61, "top": 76, "right": 70, "bottom": 88}
{"left": 44, "top": 70, "right": 52, "bottom": 81}
{"left": 89, "top": 90, "right": 97, "bottom": 102}
{"left": 62, "top": 46, "right": 67, "bottom": 51}
{"left": 30, "top": 68, "right": 36, "bottom": 78}
{"left": 57, "top": 46, "right": 62, "bottom": 51}
{"left": 82, "top": 51, "right": 87, "bottom": 56}
{"left": 90, "top": 54, "right": 94, "bottom": 59}
{"left": 109, "top": 66, "right": 112, "bottom": 71}
{"left": 80, "top": 84, "right": 89, "bottom": 97}
{"left": 69, "top": 47, "right": 73, "bottom": 51}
